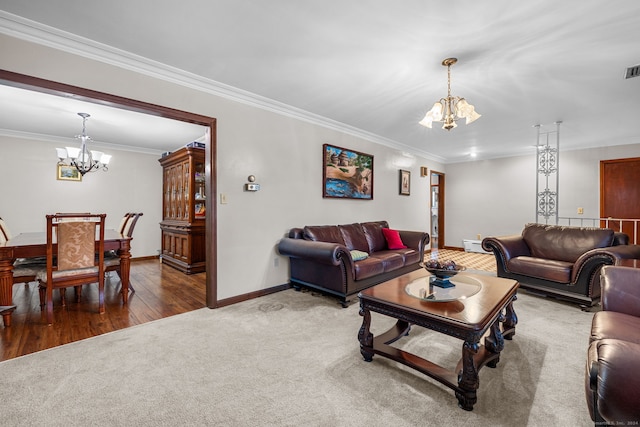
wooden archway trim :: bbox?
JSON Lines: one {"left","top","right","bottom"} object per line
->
{"left": 0, "top": 69, "right": 218, "bottom": 308}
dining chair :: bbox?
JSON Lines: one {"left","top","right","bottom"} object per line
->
{"left": 117, "top": 212, "right": 134, "bottom": 235}
{"left": 122, "top": 212, "right": 143, "bottom": 238}
{"left": 1, "top": 216, "right": 47, "bottom": 286}
{"left": 105, "top": 212, "right": 143, "bottom": 293}
{"left": 36, "top": 213, "right": 106, "bottom": 325}
{"left": 0, "top": 216, "right": 11, "bottom": 242}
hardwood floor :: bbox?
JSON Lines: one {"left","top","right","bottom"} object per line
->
{"left": 1, "top": 250, "right": 493, "bottom": 362}
{"left": 0, "top": 259, "right": 206, "bottom": 362}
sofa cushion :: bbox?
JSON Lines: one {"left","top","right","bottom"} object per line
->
{"left": 361, "top": 221, "right": 389, "bottom": 253}
{"left": 522, "top": 223, "right": 614, "bottom": 263}
{"left": 339, "top": 223, "right": 369, "bottom": 252}
{"left": 394, "top": 248, "right": 421, "bottom": 265}
{"left": 353, "top": 257, "right": 385, "bottom": 280}
{"left": 508, "top": 256, "right": 572, "bottom": 283}
{"left": 382, "top": 228, "right": 407, "bottom": 249}
{"left": 304, "top": 225, "right": 345, "bottom": 246}
{"left": 369, "top": 252, "right": 404, "bottom": 272}
{"left": 590, "top": 311, "right": 640, "bottom": 345}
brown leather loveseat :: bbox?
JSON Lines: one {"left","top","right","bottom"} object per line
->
{"left": 482, "top": 223, "right": 640, "bottom": 306}
{"left": 586, "top": 265, "right": 640, "bottom": 424}
{"left": 277, "top": 221, "right": 429, "bottom": 306}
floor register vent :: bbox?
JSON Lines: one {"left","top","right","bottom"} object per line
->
{"left": 625, "top": 64, "right": 640, "bottom": 79}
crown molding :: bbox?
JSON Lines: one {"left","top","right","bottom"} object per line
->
{"left": 0, "top": 128, "right": 164, "bottom": 156}
{"left": 0, "top": 11, "right": 444, "bottom": 163}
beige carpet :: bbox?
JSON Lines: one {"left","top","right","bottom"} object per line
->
{"left": 0, "top": 283, "right": 593, "bottom": 426}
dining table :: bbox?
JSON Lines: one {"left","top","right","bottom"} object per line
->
{"left": 0, "top": 230, "right": 132, "bottom": 326}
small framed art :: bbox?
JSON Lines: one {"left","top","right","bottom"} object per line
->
{"left": 57, "top": 165, "right": 82, "bottom": 182}
{"left": 399, "top": 170, "right": 410, "bottom": 195}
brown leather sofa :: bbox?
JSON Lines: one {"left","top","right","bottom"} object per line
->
{"left": 586, "top": 265, "right": 640, "bottom": 424}
{"left": 277, "top": 220, "right": 429, "bottom": 306}
{"left": 482, "top": 223, "right": 640, "bottom": 306}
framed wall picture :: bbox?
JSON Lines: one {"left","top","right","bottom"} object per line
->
{"left": 57, "top": 164, "right": 82, "bottom": 181}
{"left": 399, "top": 169, "right": 410, "bottom": 195}
{"left": 323, "top": 144, "right": 373, "bottom": 200}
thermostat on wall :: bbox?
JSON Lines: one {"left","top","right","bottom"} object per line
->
{"left": 245, "top": 175, "right": 260, "bottom": 191}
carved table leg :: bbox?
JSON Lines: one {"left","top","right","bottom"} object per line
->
{"left": 117, "top": 242, "right": 131, "bottom": 304}
{"left": 456, "top": 340, "right": 479, "bottom": 411}
{"left": 358, "top": 305, "right": 374, "bottom": 362}
{"left": 485, "top": 313, "right": 505, "bottom": 368}
{"left": 503, "top": 295, "right": 518, "bottom": 340}
{"left": 0, "top": 255, "right": 15, "bottom": 327}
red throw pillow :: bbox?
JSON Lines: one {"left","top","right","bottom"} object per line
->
{"left": 382, "top": 228, "right": 407, "bottom": 250}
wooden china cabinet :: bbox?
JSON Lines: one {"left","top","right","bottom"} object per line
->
{"left": 158, "top": 146, "right": 206, "bottom": 274}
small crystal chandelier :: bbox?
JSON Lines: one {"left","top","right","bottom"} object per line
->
{"left": 419, "top": 58, "right": 481, "bottom": 131}
{"left": 56, "top": 113, "right": 111, "bottom": 176}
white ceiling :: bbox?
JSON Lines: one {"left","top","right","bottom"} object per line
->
{"left": 1, "top": 1, "right": 639, "bottom": 162}
{"left": 0, "top": 84, "right": 208, "bottom": 154}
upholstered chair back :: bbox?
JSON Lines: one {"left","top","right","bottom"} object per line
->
{"left": 57, "top": 221, "right": 97, "bottom": 270}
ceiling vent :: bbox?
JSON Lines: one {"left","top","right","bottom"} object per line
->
{"left": 624, "top": 64, "right": 640, "bottom": 79}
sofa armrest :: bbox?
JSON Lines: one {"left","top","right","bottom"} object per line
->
{"left": 277, "top": 238, "right": 349, "bottom": 266}
{"left": 397, "top": 230, "right": 430, "bottom": 254}
{"left": 572, "top": 245, "right": 640, "bottom": 283}
{"left": 587, "top": 339, "right": 640, "bottom": 423}
{"left": 605, "top": 244, "right": 640, "bottom": 261}
{"left": 600, "top": 265, "right": 640, "bottom": 316}
{"left": 482, "top": 235, "right": 530, "bottom": 264}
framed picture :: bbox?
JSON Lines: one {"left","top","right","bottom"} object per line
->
{"left": 399, "top": 170, "right": 410, "bottom": 195}
{"left": 323, "top": 144, "right": 373, "bottom": 200}
{"left": 57, "top": 165, "right": 82, "bottom": 182}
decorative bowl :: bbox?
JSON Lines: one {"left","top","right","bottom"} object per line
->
{"left": 420, "top": 263, "right": 466, "bottom": 288}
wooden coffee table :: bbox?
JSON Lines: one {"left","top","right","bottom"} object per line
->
{"left": 358, "top": 269, "right": 518, "bottom": 411}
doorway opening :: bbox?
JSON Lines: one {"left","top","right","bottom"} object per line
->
{"left": 430, "top": 171, "right": 445, "bottom": 249}
{"left": 0, "top": 69, "right": 218, "bottom": 308}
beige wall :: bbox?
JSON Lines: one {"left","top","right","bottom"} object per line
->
{"left": 445, "top": 143, "right": 640, "bottom": 246}
{"left": 0, "top": 135, "right": 162, "bottom": 258}
{"left": 0, "top": 34, "right": 444, "bottom": 300}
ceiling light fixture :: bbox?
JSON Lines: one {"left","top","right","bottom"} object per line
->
{"left": 419, "top": 58, "right": 481, "bottom": 131}
{"left": 56, "top": 113, "right": 111, "bottom": 176}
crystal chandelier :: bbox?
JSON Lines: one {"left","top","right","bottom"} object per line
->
{"left": 419, "top": 58, "right": 481, "bottom": 131}
{"left": 56, "top": 113, "right": 111, "bottom": 176}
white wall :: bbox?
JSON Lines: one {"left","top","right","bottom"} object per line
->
{"left": 0, "top": 34, "right": 443, "bottom": 300}
{"left": 445, "top": 143, "right": 640, "bottom": 247}
{"left": 0, "top": 135, "right": 162, "bottom": 258}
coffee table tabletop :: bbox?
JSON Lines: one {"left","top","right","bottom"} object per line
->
{"left": 358, "top": 269, "right": 519, "bottom": 411}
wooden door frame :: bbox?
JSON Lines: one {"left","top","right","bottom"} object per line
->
{"left": 600, "top": 157, "right": 640, "bottom": 243}
{"left": 430, "top": 170, "right": 445, "bottom": 249}
{"left": 0, "top": 69, "right": 219, "bottom": 308}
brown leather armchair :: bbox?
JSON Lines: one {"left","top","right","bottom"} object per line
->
{"left": 586, "top": 265, "right": 640, "bottom": 424}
